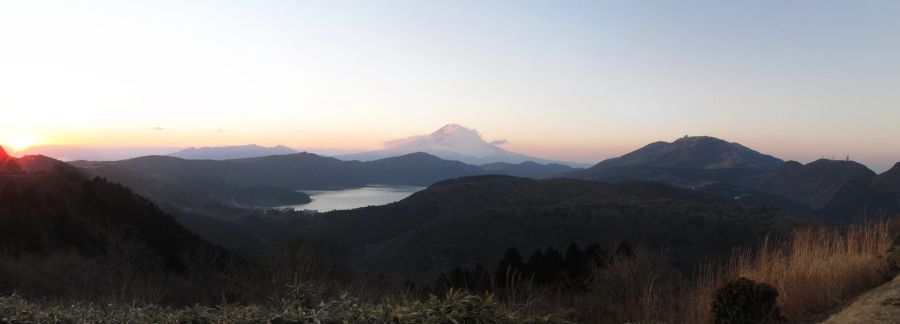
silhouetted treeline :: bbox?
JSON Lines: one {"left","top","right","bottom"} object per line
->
{"left": 434, "top": 242, "right": 636, "bottom": 293}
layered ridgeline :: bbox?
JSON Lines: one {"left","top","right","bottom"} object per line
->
{"left": 0, "top": 147, "right": 229, "bottom": 298}
{"left": 73, "top": 152, "right": 577, "bottom": 210}
{"left": 821, "top": 162, "right": 900, "bottom": 219}
{"left": 748, "top": 160, "right": 898, "bottom": 218}
{"left": 170, "top": 144, "right": 298, "bottom": 160}
{"left": 872, "top": 163, "right": 900, "bottom": 196}
{"left": 304, "top": 175, "right": 791, "bottom": 281}
{"left": 68, "top": 124, "right": 582, "bottom": 213}
{"left": 757, "top": 160, "right": 876, "bottom": 209}
{"left": 73, "top": 152, "right": 480, "bottom": 209}
{"left": 566, "top": 136, "right": 900, "bottom": 219}
{"left": 338, "top": 124, "right": 586, "bottom": 167}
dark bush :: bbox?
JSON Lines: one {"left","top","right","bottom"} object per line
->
{"left": 887, "top": 235, "right": 900, "bottom": 273}
{"left": 494, "top": 247, "right": 524, "bottom": 289}
{"left": 712, "top": 277, "right": 784, "bottom": 324}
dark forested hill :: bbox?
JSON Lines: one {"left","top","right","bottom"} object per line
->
{"left": 756, "top": 159, "right": 877, "bottom": 209}
{"left": 746, "top": 159, "right": 900, "bottom": 219}
{"left": 0, "top": 150, "right": 226, "bottom": 274}
{"left": 70, "top": 152, "right": 580, "bottom": 254}
{"left": 72, "top": 152, "right": 484, "bottom": 210}
{"left": 567, "top": 136, "right": 783, "bottom": 188}
{"left": 480, "top": 161, "right": 576, "bottom": 178}
{"left": 0, "top": 147, "right": 23, "bottom": 175}
{"left": 316, "top": 176, "right": 535, "bottom": 247}
{"left": 872, "top": 163, "right": 900, "bottom": 197}
{"left": 560, "top": 137, "right": 900, "bottom": 221}
{"left": 305, "top": 176, "right": 793, "bottom": 281}
{"left": 71, "top": 152, "right": 569, "bottom": 211}
{"left": 818, "top": 162, "right": 900, "bottom": 219}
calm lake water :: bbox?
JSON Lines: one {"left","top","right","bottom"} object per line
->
{"left": 283, "top": 185, "right": 424, "bottom": 212}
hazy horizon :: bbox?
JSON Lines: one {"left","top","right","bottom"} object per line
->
{"left": 7, "top": 125, "right": 896, "bottom": 173}
{"left": 2, "top": 1, "right": 898, "bottom": 171}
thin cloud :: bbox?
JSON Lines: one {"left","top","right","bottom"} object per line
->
{"left": 490, "top": 139, "right": 508, "bottom": 146}
{"left": 152, "top": 127, "right": 165, "bottom": 131}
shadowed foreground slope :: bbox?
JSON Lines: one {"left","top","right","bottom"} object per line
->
{"left": 308, "top": 175, "right": 795, "bottom": 280}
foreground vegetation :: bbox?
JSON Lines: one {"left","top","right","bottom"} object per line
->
{"left": 442, "top": 220, "right": 896, "bottom": 323}
{"left": 0, "top": 290, "right": 562, "bottom": 323}
{"left": 0, "top": 220, "right": 896, "bottom": 323}
{"left": 729, "top": 221, "right": 893, "bottom": 320}
{"left": 0, "top": 241, "right": 565, "bottom": 323}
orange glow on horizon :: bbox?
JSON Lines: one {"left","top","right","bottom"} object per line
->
{"left": 4, "top": 133, "right": 39, "bottom": 152}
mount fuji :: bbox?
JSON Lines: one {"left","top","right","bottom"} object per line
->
{"left": 337, "top": 124, "right": 585, "bottom": 167}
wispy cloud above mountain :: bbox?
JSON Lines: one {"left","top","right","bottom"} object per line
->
{"left": 339, "top": 124, "right": 586, "bottom": 167}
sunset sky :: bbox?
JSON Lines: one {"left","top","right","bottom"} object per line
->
{"left": 1, "top": 1, "right": 898, "bottom": 171}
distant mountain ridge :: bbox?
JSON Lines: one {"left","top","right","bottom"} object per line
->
{"left": 480, "top": 161, "right": 576, "bottom": 178}
{"left": 819, "top": 162, "right": 900, "bottom": 219}
{"left": 338, "top": 124, "right": 586, "bottom": 167}
{"left": 598, "top": 136, "right": 783, "bottom": 170}
{"left": 19, "top": 145, "right": 180, "bottom": 162}
{"left": 73, "top": 152, "right": 486, "bottom": 210}
{"left": 562, "top": 136, "right": 900, "bottom": 220}
{"left": 871, "top": 163, "right": 900, "bottom": 196}
{"left": 756, "top": 159, "right": 877, "bottom": 209}
{"left": 170, "top": 144, "right": 298, "bottom": 160}
{"left": 74, "top": 151, "right": 578, "bottom": 212}
{"left": 567, "top": 136, "right": 783, "bottom": 187}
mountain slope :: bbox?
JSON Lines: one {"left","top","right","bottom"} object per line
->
{"left": 74, "top": 155, "right": 313, "bottom": 208}
{"left": 72, "top": 152, "right": 484, "bottom": 210}
{"left": 568, "top": 136, "right": 783, "bottom": 187}
{"left": 871, "top": 163, "right": 900, "bottom": 196}
{"left": 0, "top": 149, "right": 225, "bottom": 273}
{"left": 316, "top": 176, "right": 534, "bottom": 247}
{"left": 306, "top": 176, "right": 791, "bottom": 280}
{"left": 0, "top": 147, "right": 23, "bottom": 175}
{"left": 818, "top": 162, "right": 900, "bottom": 219}
{"left": 756, "top": 159, "right": 877, "bottom": 209}
{"left": 591, "top": 136, "right": 782, "bottom": 170}
{"left": 170, "top": 144, "right": 297, "bottom": 160}
{"left": 338, "top": 124, "right": 584, "bottom": 167}
{"left": 18, "top": 145, "right": 180, "bottom": 162}
{"left": 480, "top": 161, "right": 577, "bottom": 178}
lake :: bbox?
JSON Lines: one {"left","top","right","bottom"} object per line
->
{"left": 282, "top": 185, "right": 424, "bottom": 212}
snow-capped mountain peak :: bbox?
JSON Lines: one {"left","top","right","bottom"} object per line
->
{"left": 432, "top": 123, "right": 470, "bottom": 136}
{"left": 385, "top": 124, "right": 500, "bottom": 158}
{"left": 339, "top": 124, "right": 584, "bottom": 167}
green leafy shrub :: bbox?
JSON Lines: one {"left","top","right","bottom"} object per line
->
{"left": 712, "top": 277, "right": 783, "bottom": 324}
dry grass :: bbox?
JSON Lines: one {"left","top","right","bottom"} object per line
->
{"left": 727, "top": 220, "right": 893, "bottom": 320}
{"left": 498, "top": 220, "right": 896, "bottom": 323}
{"left": 1, "top": 222, "right": 894, "bottom": 323}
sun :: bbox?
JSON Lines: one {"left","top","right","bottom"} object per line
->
{"left": 5, "top": 134, "right": 38, "bottom": 152}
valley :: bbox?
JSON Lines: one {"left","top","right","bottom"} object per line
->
{"left": 3, "top": 131, "right": 900, "bottom": 322}
{"left": 4, "top": 3, "right": 898, "bottom": 321}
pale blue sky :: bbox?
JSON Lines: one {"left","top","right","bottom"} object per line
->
{"left": 1, "top": 1, "right": 898, "bottom": 171}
